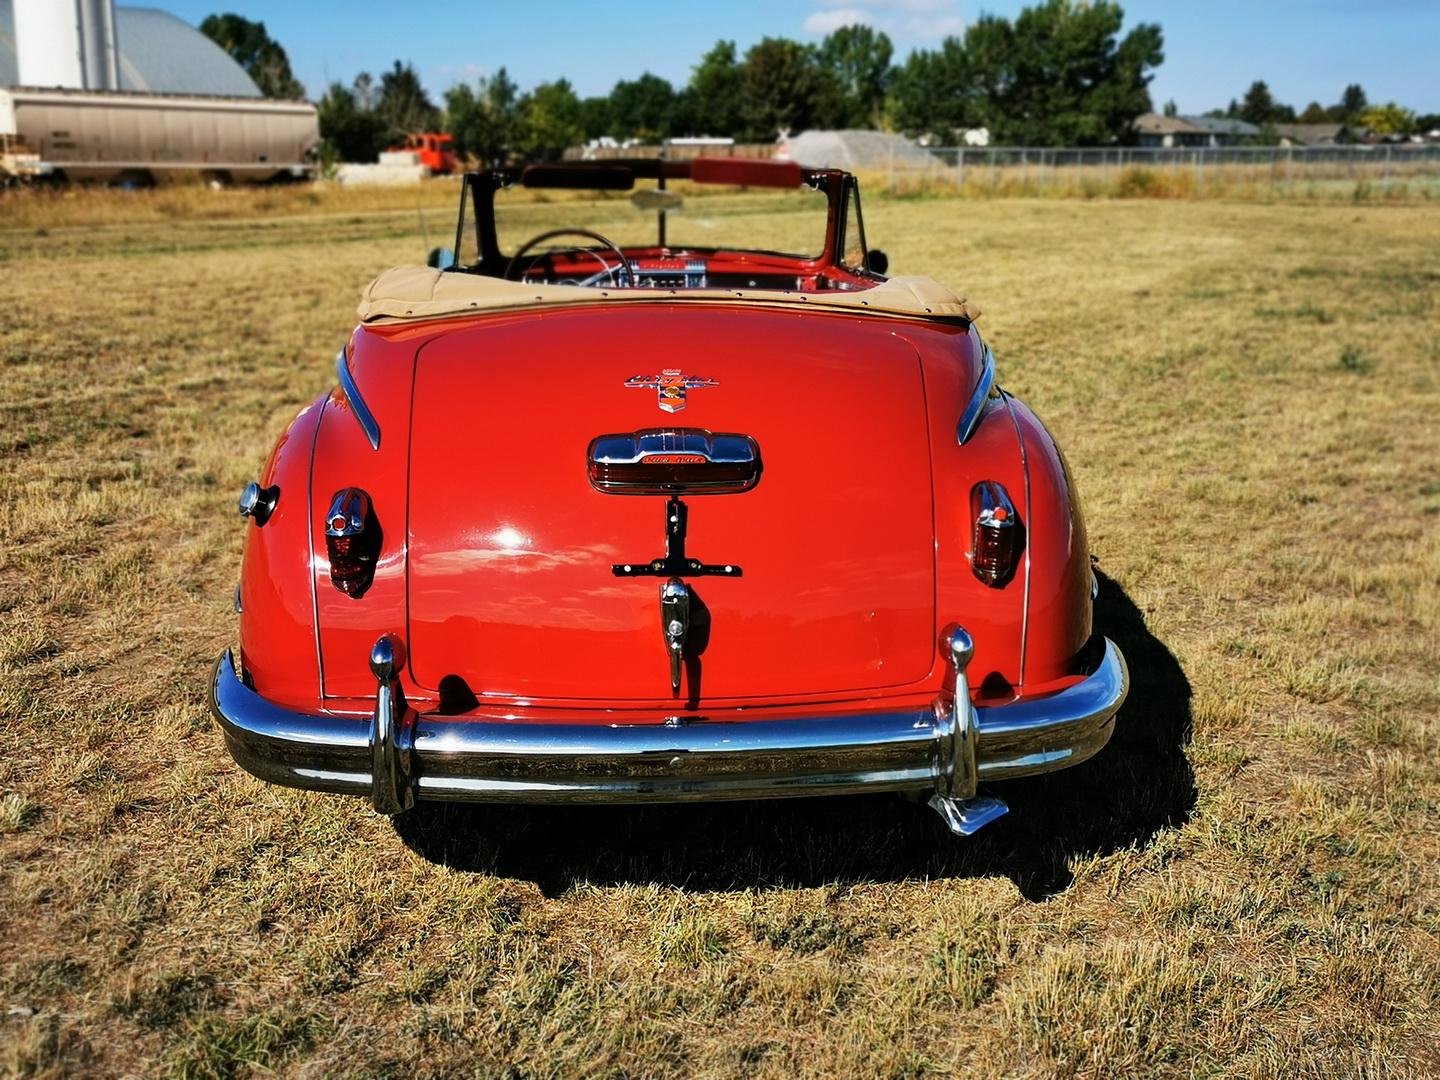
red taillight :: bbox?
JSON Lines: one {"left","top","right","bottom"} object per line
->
{"left": 325, "top": 488, "right": 380, "bottom": 597}
{"left": 970, "top": 480, "right": 1022, "bottom": 587}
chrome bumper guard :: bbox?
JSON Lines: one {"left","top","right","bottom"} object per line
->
{"left": 210, "top": 630, "right": 1128, "bottom": 836}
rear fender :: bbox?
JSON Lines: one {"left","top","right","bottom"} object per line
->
{"left": 916, "top": 322, "right": 1027, "bottom": 694}
{"left": 1007, "top": 398, "right": 1092, "bottom": 686}
{"left": 311, "top": 327, "right": 425, "bottom": 699}
{"left": 237, "top": 397, "right": 324, "bottom": 711}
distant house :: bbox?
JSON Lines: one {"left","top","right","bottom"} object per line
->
{"left": 1133, "top": 113, "right": 1210, "bottom": 148}
{"left": 1133, "top": 113, "right": 1263, "bottom": 147}
{"left": 1272, "top": 123, "right": 1345, "bottom": 147}
{"left": 1179, "top": 115, "right": 1261, "bottom": 146}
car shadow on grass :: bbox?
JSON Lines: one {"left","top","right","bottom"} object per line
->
{"left": 392, "top": 571, "right": 1194, "bottom": 901}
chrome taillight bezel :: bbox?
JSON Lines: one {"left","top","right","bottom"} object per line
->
{"left": 969, "top": 480, "right": 1022, "bottom": 587}
{"left": 324, "top": 487, "right": 380, "bottom": 597}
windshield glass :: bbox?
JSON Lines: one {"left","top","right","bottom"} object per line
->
{"left": 469, "top": 181, "right": 831, "bottom": 263}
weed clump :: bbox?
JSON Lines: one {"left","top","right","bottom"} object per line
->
{"left": 1337, "top": 345, "right": 1375, "bottom": 373}
{"left": 164, "top": 1009, "right": 324, "bottom": 1080}
{"left": 0, "top": 792, "right": 39, "bottom": 833}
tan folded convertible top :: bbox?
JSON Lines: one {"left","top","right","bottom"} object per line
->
{"left": 356, "top": 266, "right": 979, "bottom": 324}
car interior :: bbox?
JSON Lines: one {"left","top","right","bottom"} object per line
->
{"left": 439, "top": 156, "right": 889, "bottom": 292}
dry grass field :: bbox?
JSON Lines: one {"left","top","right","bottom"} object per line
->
{"left": 1, "top": 186, "right": 1437, "bottom": 1078}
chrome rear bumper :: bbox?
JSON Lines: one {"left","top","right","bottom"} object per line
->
{"left": 210, "top": 632, "right": 1127, "bottom": 836}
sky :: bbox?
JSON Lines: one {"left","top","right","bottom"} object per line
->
{"left": 162, "top": 0, "right": 1440, "bottom": 116}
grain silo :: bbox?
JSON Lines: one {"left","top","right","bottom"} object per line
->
{"left": 1, "top": 0, "right": 318, "bottom": 183}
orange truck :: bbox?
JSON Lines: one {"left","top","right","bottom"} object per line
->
{"left": 391, "top": 132, "right": 456, "bottom": 174}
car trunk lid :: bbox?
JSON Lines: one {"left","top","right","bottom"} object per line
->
{"left": 405, "top": 304, "right": 937, "bottom": 705}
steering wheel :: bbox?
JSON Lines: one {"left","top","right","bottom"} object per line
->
{"left": 505, "top": 228, "right": 630, "bottom": 287}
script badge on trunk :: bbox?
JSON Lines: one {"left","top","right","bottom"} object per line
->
{"left": 624, "top": 370, "right": 719, "bottom": 413}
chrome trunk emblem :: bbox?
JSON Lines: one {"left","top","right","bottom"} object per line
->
{"left": 660, "top": 578, "right": 690, "bottom": 695}
{"left": 624, "top": 369, "right": 719, "bottom": 413}
{"left": 588, "top": 428, "right": 761, "bottom": 495}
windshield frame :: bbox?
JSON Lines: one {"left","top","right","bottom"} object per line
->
{"left": 450, "top": 159, "right": 871, "bottom": 282}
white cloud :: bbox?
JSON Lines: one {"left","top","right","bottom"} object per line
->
{"left": 816, "top": 0, "right": 956, "bottom": 12}
{"left": 900, "top": 12, "right": 966, "bottom": 39}
{"left": 806, "top": 0, "right": 965, "bottom": 42}
{"left": 803, "top": 8, "right": 874, "bottom": 34}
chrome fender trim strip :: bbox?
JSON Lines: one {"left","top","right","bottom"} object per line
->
{"left": 335, "top": 346, "right": 381, "bottom": 451}
{"left": 956, "top": 343, "right": 996, "bottom": 445}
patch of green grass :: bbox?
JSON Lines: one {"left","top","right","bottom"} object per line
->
{"left": 1290, "top": 264, "right": 1346, "bottom": 279}
{"left": 928, "top": 927, "right": 1011, "bottom": 1009}
{"left": 1254, "top": 302, "right": 1335, "bottom": 323}
{"left": 0, "top": 620, "right": 60, "bottom": 669}
{"left": 1336, "top": 344, "right": 1376, "bottom": 373}
{"left": 747, "top": 903, "right": 867, "bottom": 956}
{"left": 113, "top": 973, "right": 221, "bottom": 1030}
{"left": 652, "top": 903, "right": 732, "bottom": 967}
{"left": 163, "top": 1009, "right": 324, "bottom": 1080}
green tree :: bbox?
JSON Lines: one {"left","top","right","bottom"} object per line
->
{"left": 886, "top": 48, "right": 944, "bottom": 140}
{"left": 817, "top": 24, "right": 894, "bottom": 128}
{"left": 885, "top": 48, "right": 943, "bottom": 140}
{"left": 199, "top": 13, "right": 304, "bottom": 99}
{"left": 1162, "top": 98, "right": 1177, "bottom": 118}
{"left": 579, "top": 96, "right": 612, "bottom": 141}
{"left": 958, "top": 14, "right": 1019, "bottom": 135}
{"left": 679, "top": 40, "right": 746, "bottom": 137}
{"left": 377, "top": 61, "right": 440, "bottom": 142}
{"left": 443, "top": 68, "right": 519, "bottom": 166}
{"left": 316, "top": 78, "right": 388, "bottom": 164}
{"left": 352, "top": 72, "right": 378, "bottom": 111}
{"left": 1356, "top": 102, "right": 1417, "bottom": 136}
{"left": 886, "top": 35, "right": 984, "bottom": 142}
{"left": 1339, "top": 83, "right": 1368, "bottom": 120}
{"left": 607, "top": 73, "right": 677, "bottom": 141}
{"left": 1236, "top": 80, "right": 1293, "bottom": 126}
{"left": 740, "top": 37, "right": 834, "bottom": 139}
{"left": 888, "top": 1, "right": 1162, "bottom": 146}
{"left": 516, "top": 79, "right": 585, "bottom": 161}
{"left": 1237, "top": 81, "right": 1273, "bottom": 124}
{"left": 1297, "top": 100, "right": 1329, "bottom": 124}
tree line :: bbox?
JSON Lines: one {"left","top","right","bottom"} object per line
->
{"left": 320, "top": 2, "right": 1164, "bottom": 163}
{"left": 201, "top": 4, "right": 1435, "bottom": 166}
{"left": 1187, "top": 81, "right": 1437, "bottom": 139}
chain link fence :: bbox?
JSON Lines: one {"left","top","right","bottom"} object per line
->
{"left": 873, "top": 144, "right": 1440, "bottom": 198}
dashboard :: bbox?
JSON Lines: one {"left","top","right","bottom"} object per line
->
{"left": 626, "top": 258, "right": 709, "bottom": 289}
{"left": 520, "top": 254, "right": 859, "bottom": 293}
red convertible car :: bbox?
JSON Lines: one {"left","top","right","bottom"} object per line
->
{"left": 212, "top": 157, "right": 1127, "bottom": 836}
